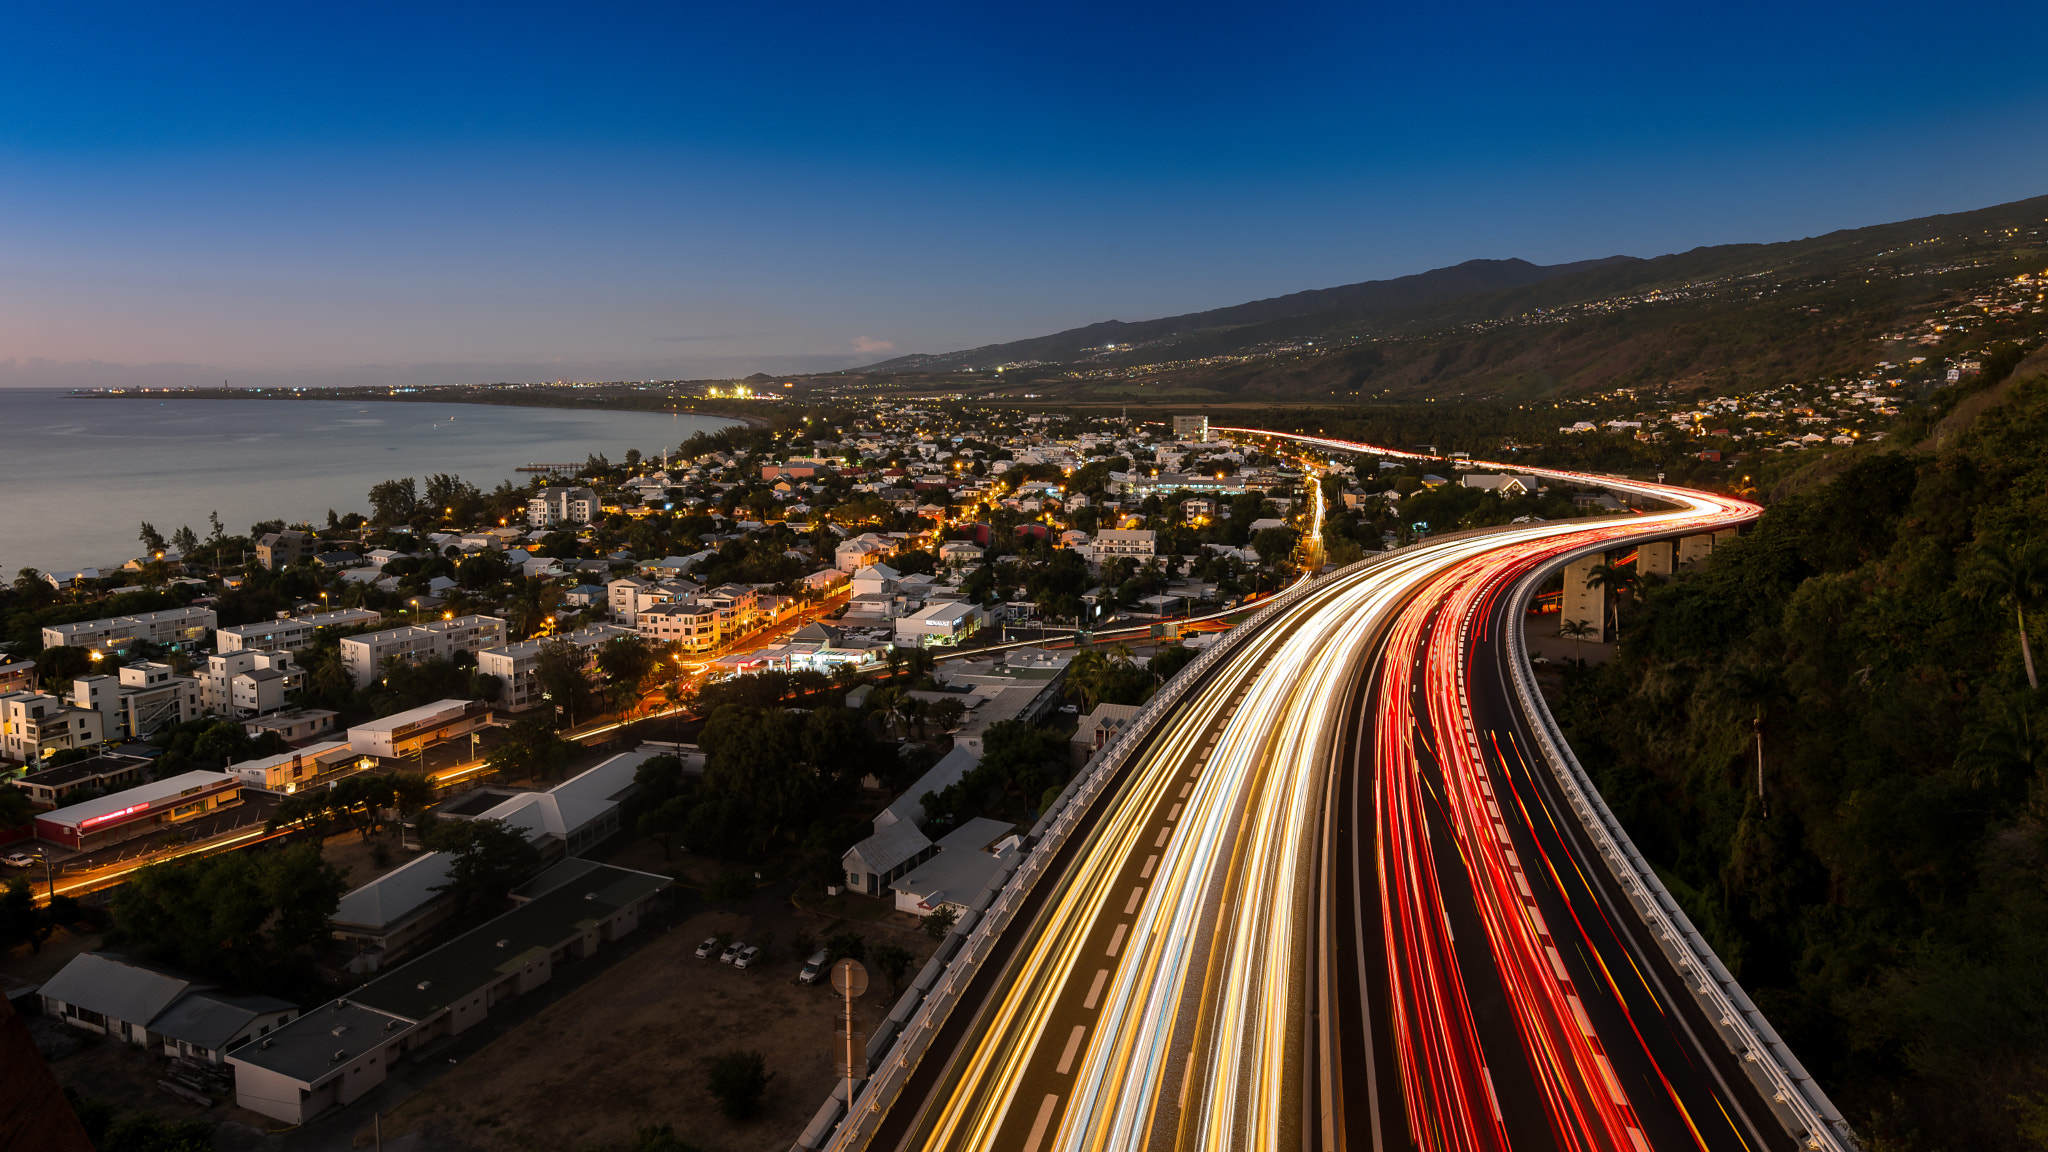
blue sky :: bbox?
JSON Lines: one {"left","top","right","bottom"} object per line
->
{"left": 3, "top": 0, "right": 2046, "bottom": 387}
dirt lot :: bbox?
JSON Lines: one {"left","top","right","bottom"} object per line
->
{"left": 380, "top": 862, "right": 938, "bottom": 1152}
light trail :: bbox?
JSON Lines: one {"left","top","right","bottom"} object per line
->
{"left": 873, "top": 432, "right": 1795, "bottom": 1152}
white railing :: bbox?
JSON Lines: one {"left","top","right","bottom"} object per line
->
{"left": 1504, "top": 549, "right": 1858, "bottom": 1152}
{"left": 799, "top": 562, "right": 1359, "bottom": 1152}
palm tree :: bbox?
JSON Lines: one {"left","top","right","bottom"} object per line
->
{"left": 1962, "top": 539, "right": 2048, "bottom": 690}
{"left": 1956, "top": 700, "right": 2047, "bottom": 795}
{"left": 1718, "top": 660, "right": 1786, "bottom": 816}
{"left": 1559, "top": 618, "right": 1595, "bottom": 665}
{"left": 1584, "top": 563, "right": 1636, "bottom": 639}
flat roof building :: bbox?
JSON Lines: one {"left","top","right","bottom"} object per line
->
{"left": 41, "top": 606, "right": 217, "bottom": 655}
{"left": 215, "top": 608, "right": 382, "bottom": 652}
{"left": 33, "top": 770, "right": 242, "bottom": 851}
{"left": 347, "top": 699, "right": 491, "bottom": 761}
{"left": 339, "top": 615, "right": 506, "bottom": 689}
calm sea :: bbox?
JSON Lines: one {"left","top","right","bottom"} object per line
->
{"left": 0, "top": 390, "right": 738, "bottom": 573}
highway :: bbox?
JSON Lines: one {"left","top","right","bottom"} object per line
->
{"left": 849, "top": 434, "right": 1852, "bottom": 1152}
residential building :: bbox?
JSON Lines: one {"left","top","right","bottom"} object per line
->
{"left": 41, "top": 606, "right": 217, "bottom": 655}
{"left": 242, "top": 707, "right": 341, "bottom": 745}
{"left": 38, "top": 953, "right": 297, "bottom": 1066}
{"left": 10, "top": 752, "right": 151, "bottom": 810}
{"left": 476, "top": 623, "right": 635, "bottom": 713}
{"left": 526, "top": 486, "right": 599, "bottom": 528}
{"left": 338, "top": 615, "right": 506, "bottom": 689}
{"left": 34, "top": 770, "right": 242, "bottom": 851}
{"left": 0, "top": 690, "right": 106, "bottom": 764}
{"left": 1071, "top": 702, "right": 1141, "bottom": 769}
{"left": 254, "top": 530, "right": 317, "bottom": 570}
{"left": 0, "top": 658, "right": 35, "bottom": 694}
{"left": 637, "top": 603, "right": 720, "bottom": 653}
{"left": 1092, "top": 529, "right": 1157, "bottom": 560}
{"left": 1461, "top": 473, "right": 1541, "bottom": 495}
{"left": 835, "top": 533, "right": 893, "bottom": 572}
{"left": 197, "top": 650, "right": 302, "bottom": 717}
{"left": 348, "top": 699, "right": 491, "bottom": 761}
{"left": 69, "top": 662, "right": 202, "bottom": 741}
{"left": 842, "top": 745, "right": 982, "bottom": 898}
{"left": 231, "top": 863, "right": 669, "bottom": 1124}
{"left": 1172, "top": 415, "right": 1210, "bottom": 441}
{"left": 215, "top": 608, "right": 381, "bottom": 652}
{"left": 938, "top": 541, "right": 985, "bottom": 567}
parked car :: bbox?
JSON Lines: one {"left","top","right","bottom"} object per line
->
{"left": 798, "top": 949, "right": 829, "bottom": 985}
{"left": 694, "top": 936, "right": 720, "bottom": 959}
{"left": 2, "top": 853, "right": 36, "bottom": 869}
{"left": 719, "top": 940, "right": 746, "bottom": 965}
{"left": 733, "top": 945, "right": 762, "bottom": 970}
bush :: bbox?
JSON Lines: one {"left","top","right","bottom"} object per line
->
{"left": 704, "top": 1050, "right": 772, "bottom": 1120}
{"left": 823, "top": 931, "right": 866, "bottom": 962}
{"left": 920, "top": 906, "right": 958, "bottom": 940}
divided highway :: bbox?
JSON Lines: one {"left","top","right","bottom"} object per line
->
{"left": 842, "top": 437, "right": 1852, "bottom": 1152}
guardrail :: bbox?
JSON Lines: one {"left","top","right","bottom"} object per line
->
{"left": 796, "top": 561, "right": 1362, "bottom": 1151}
{"left": 1503, "top": 549, "right": 1858, "bottom": 1152}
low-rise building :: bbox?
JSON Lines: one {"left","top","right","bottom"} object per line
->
{"left": 894, "top": 600, "right": 985, "bottom": 648}
{"left": 477, "top": 623, "right": 635, "bottom": 713}
{"left": 41, "top": 606, "right": 217, "bottom": 655}
{"left": 196, "top": 650, "right": 302, "bottom": 717}
{"left": 38, "top": 952, "right": 297, "bottom": 1065}
{"left": 339, "top": 615, "right": 506, "bottom": 689}
{"left": 34, "top": 770, "right": 242, "bottom": 851}
{"left": 232, "top": 863, "right": 670, "bottom": 1123}
{"left": 10, "top": 752, "right": 152, "bottom": 810}
{"left": 242, "top": 707, "right": 341, "bottom": 745}
{"left": 1092, "top": 529, "right": 1157, "bottom": 561}
{"left": 348, "top": 699, "right": 491, "bottom": 761}
{"left": 254, "top": 530, "right": 317, "bottom": 570}
{"left": 891, "top": 818, "right": 1020, "bottom": 915}
{"left": 0, "top": 690, "right": 107, "bottom": 764}
{"left": 229, "top": 741, "right": 365, "bottom": 794}
{"left": 69, "top": 662, "right": 202, "bottom": 741}
{"left": 215, "top": 608, "right": 382, "bottom": 652}
{"left": 526, "top": 486, "right": 599, "bottom": 528}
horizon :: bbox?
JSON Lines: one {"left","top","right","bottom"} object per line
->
{"left": 4, "top": 0, "right": 2047, "bottom": 389}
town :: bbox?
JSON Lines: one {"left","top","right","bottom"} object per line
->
{"left": 0, "top": 403, "right": 1647, "bottom": 1147}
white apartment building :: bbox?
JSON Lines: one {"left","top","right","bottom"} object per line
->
{"left": 348, "top": 699, "right": 491, "bottom": 760}
{"left": 197, "top": 651, "right": 304, "bottom": 718}
{"left": 477, "top": 624, "right": 635, "bottom": 713}
{"left": 1092, "top": 529, "right": 1158, "bottom": 560}
{"left": 339, "top": 616, "right": 507, "bottom": 689}
{"left": 637, "top": 603, "right": 721, "bottom": 653}
{"left": 1, "top": 690, "right": 106, "bottom": 763}
{"left": 215, "top": 608, "right": 383, "bottom": 652}
{"left": 42, "top": 606, "right": 218, "bottom": 654}
{"left": 526, "top": 486, "right": 600, "bottom": 528}
{"left": 606, "top": 576, "right": 702, "bottom": 627}
{"left": 70, "top": 662, "right": 202, "bottom": 742}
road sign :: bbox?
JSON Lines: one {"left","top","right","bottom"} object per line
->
{"left": 834, "top": 1026, "right": 868, "bottom": 1078}
{"left": 831, "top": 958, "right": 869, "bottom": 998}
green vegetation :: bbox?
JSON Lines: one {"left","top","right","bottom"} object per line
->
{"left": 1554, "top": 371, "right": 2048, "bottom": 1149}
{"left": 704, "top": 1049, "right": 773, "bottom": 1121}
{"left": 106, "top": 842, "right": 346, "bottom": 993}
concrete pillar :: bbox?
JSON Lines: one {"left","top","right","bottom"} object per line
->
{"left": 1636, "top": 540, "right": 1674, "bottom": 578}
{"left": 1678, "top": 534, "right": 1714, "bottom": 566}
{"left": 1560, "top": 555, "right": 1607, "bottom": 643}
{"left": 1713, "top": 528, "right": 1740, "bottom": 551}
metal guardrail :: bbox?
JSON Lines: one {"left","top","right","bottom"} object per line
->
{"left": 1502, "top": 548, "right": 1858, "bottom": 1152}
{"left": 796, "top": 563, "right": 1355, "bottom": 1152}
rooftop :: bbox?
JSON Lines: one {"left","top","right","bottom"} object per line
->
{"left": 38, "top": 770, "right": 236, "bottom": 829}
{"left": 348, "top": 864, "right": 670, "bottom": 1022}
{"left": 226, "top": 996, "right": 415, "bottom": 1084}
{"left": 17, "top": 752, "right": 152, "bottom": 789}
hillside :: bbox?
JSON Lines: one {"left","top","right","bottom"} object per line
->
{"left": 859, "top": 256, "right": 1636, "bottom": 372}
{"left": 854, "top": 193, "right": 2048, "bottom": 403}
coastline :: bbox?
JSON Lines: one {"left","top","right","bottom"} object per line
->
{"left": 73, "top": 387, "right": 776, "bottom": 430}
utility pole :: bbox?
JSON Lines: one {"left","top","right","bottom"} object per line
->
{"left": 832, "top": 959, "right": 869, "bottom": 1116}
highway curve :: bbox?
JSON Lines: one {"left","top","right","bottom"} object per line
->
{"left": 849, "top": 435, "right": 1845, "bottom": 1152}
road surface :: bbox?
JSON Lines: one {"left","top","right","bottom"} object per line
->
{"left": 852, "top": 442, "right": 1847, "bottom": 1151}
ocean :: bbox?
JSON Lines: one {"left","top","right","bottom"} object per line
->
{"left": 0, "top": 390, "right": 739, "bottom": 573}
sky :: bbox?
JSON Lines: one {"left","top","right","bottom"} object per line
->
{"left": 3, "top": 0, "right": 2047, "bottom": 388}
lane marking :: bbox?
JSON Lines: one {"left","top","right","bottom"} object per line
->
{"left": 1155, "top": 826, "right": 1171, "bottom": 847}
{"left": 1023, "top": 1094, "right": 1060, "bottom": 1152}
{"left": 1179, "top": 782, "right": 1192, "bottom": 798}
{"left": 1083, "top": 967, "right": 1109, "bottom": 1010}
{"left": 1141, "top": 854, "right": 1158, "bottom": 879}
{"left": 1106, "top": 923, "right": 1128, "bottom": 957}
{"left": 1056, "top": 1024, "right": 1088, "bottom": 1074}
{"left": 1165, "top": 802, "right": 1182, "bottom": 822}
{"left": 1125, "top": 886, "right": 1145, "bottom": 914}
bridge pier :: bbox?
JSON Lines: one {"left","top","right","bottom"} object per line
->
{"left": 1636, "top": 540, "right": 1674, "bottom": 578}
{"left": 1560, "top": 555, "right": 1609, "bottom": 643}
{"left": 1678, "top": 533, "right": 1714, "bottom": 566}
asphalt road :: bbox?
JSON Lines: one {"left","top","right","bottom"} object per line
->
{"left": 845, "top": 439, "right": 1827, "bottom": 1152}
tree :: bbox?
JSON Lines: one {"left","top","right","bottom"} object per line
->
{"left": 532, "top": 639, "right": 594, "bottom": 725}
{"left": 0, "top": 878, "right": 53, "bottom": 955}
{"left": 1961, "top": 539, "right": 2048, "bottom": 690}
{"left": 921, "top": 906, "right": 958, "bottom": 940}
{"left": 0, "top": 786, "right": 33, "bottom": 832}
{"left": 108, "top": 844, "right": 345, "bottom": 985}
{"left": 171, "top": 525, "right": 200, "bottom": 556}
{"left": 597, "top": 634, "right": 657, "bottom": 709}
{"left": 1559, "top": 618, "right": 1594, "bottom": 663}
{"left": 138, "top": 521, "right": 166, "bottom": 554}
{"left": 367, "top": 477, "right": 421, "bottom": 524}
{"left": 870, "top": 941, "right": 912, "bottom": 998}
{"left": 428, "top": 818, "right": 540, "bottom": 911}
{"left": 637, "top": 796, "right": 692, "bottom": 860}
{"left": 705, "top": 1049, "right": 773, "bottom": 1121}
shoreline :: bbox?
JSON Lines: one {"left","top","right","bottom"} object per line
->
{"left": 69, "top": 387, "right": 775, "bottom": 430}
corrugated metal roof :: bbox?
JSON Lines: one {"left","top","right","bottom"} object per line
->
{"left": 38, "top": 953, "right": 207, "bottom": 1026}
{"left": 37, "top": 771, "right": 236, "bottom": 828}
{"left": 148, "top": 990, "right": 294, "bottom": 1052}
{"left": 332, "top": 851, "right": 455, "bottom": 930}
